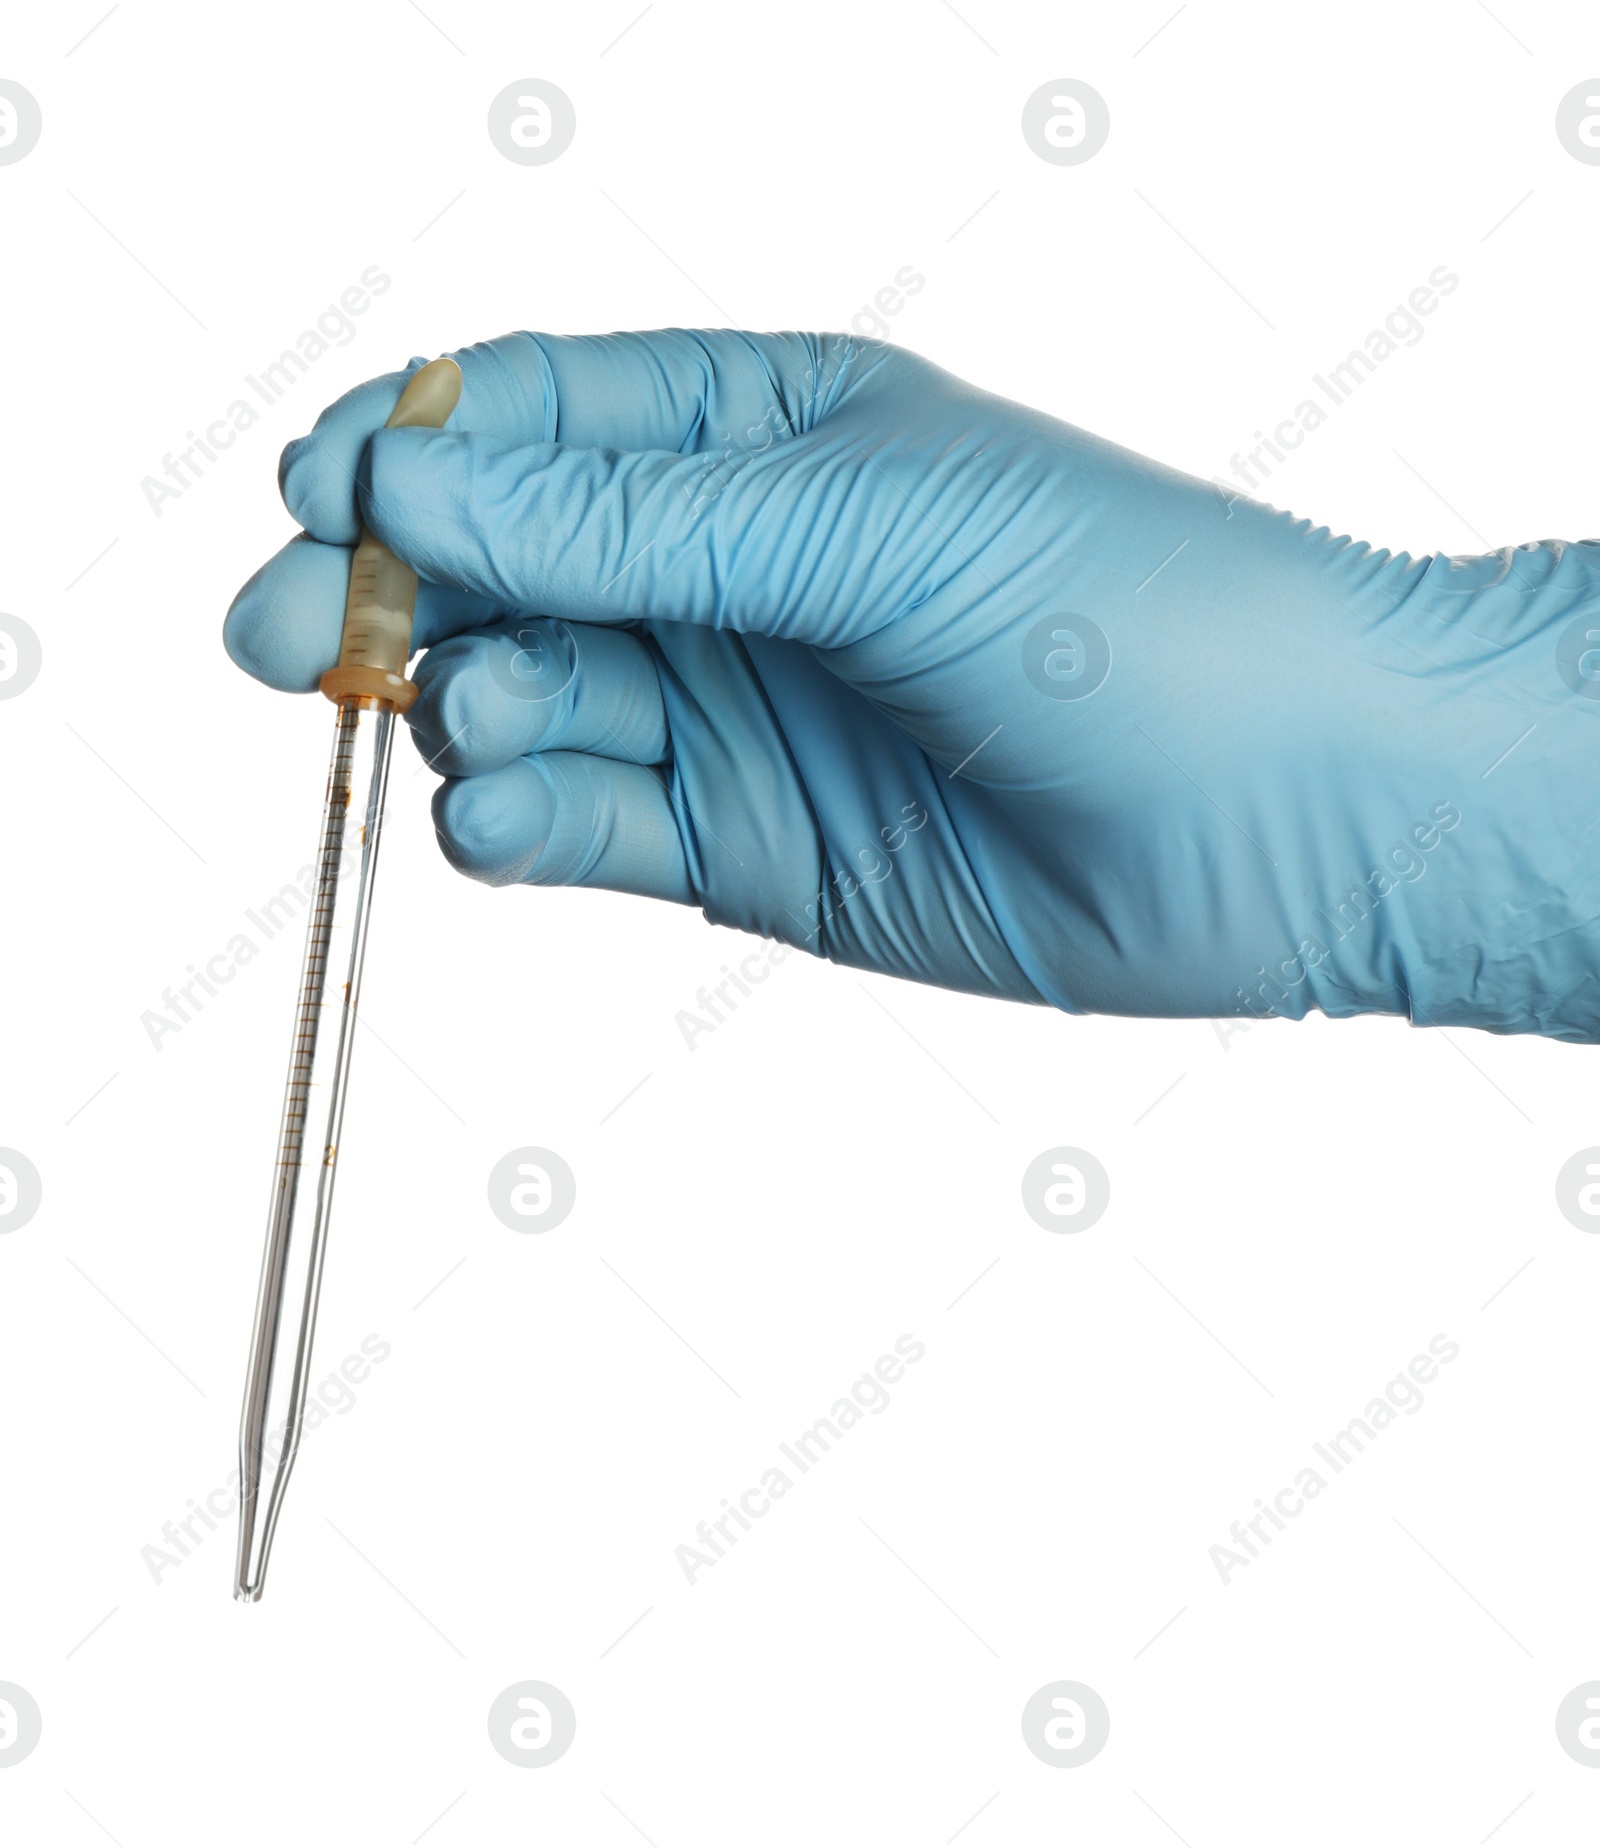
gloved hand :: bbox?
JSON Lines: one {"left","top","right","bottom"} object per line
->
{"left": 224, "top": 330, "right": 1600, "bottom": 1042}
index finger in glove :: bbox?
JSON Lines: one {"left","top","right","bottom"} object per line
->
{"left": 280, "top": 329, "right": 867, "bottom": 546}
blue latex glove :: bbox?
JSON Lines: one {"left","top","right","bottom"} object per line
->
{"left": 224, "top": 331, "right": 1600, "bottom": 1042}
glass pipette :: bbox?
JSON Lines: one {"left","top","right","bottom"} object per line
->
{"left": 235, "top": 357, "right": 462, "bottom": 1602}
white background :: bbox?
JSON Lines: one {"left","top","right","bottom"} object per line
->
{"left": 2, "top": 0, "right": 1599, "bottom": 1840}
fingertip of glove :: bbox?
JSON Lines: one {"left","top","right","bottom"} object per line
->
{"left": 279, "top": 431, "right": 362, "bottom": 547}
{"left": 223, "top": 569, "right": 309, "bottom": 692}
{"left": 221, "top": 566, "right": 270, "bottom": 680}
{"left": 432, "top": 765, "right": 548, "bottom": 886}
{"left": 278, "top": 360, "right": 434, "bottom": 545}
{"left": 223, "top": 534, "right": 348, "bottom": 693}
